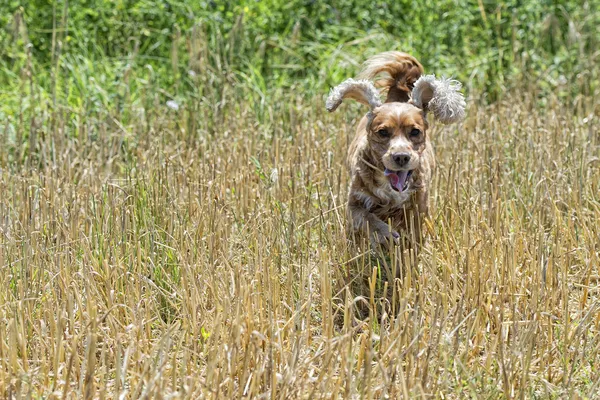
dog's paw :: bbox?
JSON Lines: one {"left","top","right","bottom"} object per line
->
{"left": 370, "top": 228, "right": 400, "bottom": 248}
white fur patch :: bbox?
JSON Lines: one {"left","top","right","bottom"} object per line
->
{"left": 373, "top": 183, "right": 412, "bottom": 208}
{"left": 412, "top": 75, "right": 466, "bottom": 124}
{"left": 326, "top": 79, "right": 382, "bottom": 112}
{"left": 355, "top": 190, "right": 375, "bottom": 211}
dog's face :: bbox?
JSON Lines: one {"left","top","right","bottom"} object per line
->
{"left": 367, "top": 103, "right": 428, "bottom": 192}
{"left": 326, "top": 75, "right": 465, "bottom": 192}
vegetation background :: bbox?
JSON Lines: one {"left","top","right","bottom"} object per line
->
{"left": 1, "top": 0, "right": 599, "bottom": 398}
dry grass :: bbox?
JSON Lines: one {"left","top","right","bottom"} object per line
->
{"left": 1, "top": 86, "right": 599, "bottom": 399}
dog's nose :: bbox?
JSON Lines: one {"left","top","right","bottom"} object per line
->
{"left": 392, "top": 153, "right": 411, "bottom": 166}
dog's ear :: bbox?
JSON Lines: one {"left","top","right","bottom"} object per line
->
{"left": 411, "top": 75, "right": 466, "bottom": 124}
{"left": 326, "top": 79, "right": 382, "bottom": 112}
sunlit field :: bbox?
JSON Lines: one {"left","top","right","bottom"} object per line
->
{"left": 1, "top": 1, "right": 599, "bottom": 398}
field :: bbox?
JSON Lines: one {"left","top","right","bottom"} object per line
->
{"left": 1, "top": 1, "right": 600, "bottom": 398}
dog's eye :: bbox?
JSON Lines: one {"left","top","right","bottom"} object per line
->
{"left": 409, "top": 128, "right": 421, "bottom": 137}
{"left": 376, "top": 129, "right": 390, "bottom": 137}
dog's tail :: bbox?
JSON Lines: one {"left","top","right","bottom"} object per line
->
{"left": 358, "top": 51, "right": 424, "bottom": 103}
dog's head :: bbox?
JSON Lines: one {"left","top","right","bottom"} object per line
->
{"left": 326, "top": 75, "right": 466, "bottom": 192}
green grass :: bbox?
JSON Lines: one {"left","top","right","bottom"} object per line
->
{"left": 0, "top": 1, "right": 599, "bottom": 398}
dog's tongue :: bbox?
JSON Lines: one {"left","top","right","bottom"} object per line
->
{"left": 384, "top": 169, "right": 409, "bottom": 192}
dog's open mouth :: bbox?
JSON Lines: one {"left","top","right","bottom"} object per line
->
{"left": 384, "top": 169, "right": 413, "bottom": 192}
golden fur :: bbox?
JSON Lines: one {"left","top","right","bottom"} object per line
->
{"left": 347, "top": 102, "right": 433, "bottom": 248}
{"left": 327, "top": 51, "right": 465, "bottom": 249}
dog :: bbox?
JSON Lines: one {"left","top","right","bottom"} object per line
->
{"left": 326, "top": 52, "right": 466, "bottom": 250}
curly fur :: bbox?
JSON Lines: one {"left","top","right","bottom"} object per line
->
{"left": 326, "top": 51, "right": 466, "bottom": 253}
{"left": 325, "top": 79, "right": 382, "bottom": 112}
{"left": 411, "top": 75, "right": 466, "bottom": 124}
{"left": 358, "top": 51, "right": 424, "bottom": 103}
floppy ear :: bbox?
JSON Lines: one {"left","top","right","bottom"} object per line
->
{"left": 411, "top": 75, "right": 466, "bottom": 124}
{"left": 326, "top": 79, "right": 382, "bottom": 112}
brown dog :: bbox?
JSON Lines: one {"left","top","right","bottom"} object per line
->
{"left": 326, "top": 52, "right": 466, "bottom": 250}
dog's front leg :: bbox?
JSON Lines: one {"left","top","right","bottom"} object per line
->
{"left": 348, "top": 200, "right": 398, "bottom": 247}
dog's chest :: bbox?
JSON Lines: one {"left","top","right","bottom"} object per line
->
{"left": 373, "top": 186, "right": 412, "bottom": 209}
{"left": 351, "top": 171, "right": 416, "bottom": 213}
{"left": 371, "top": 191, "right": 418, "bottom": 230}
